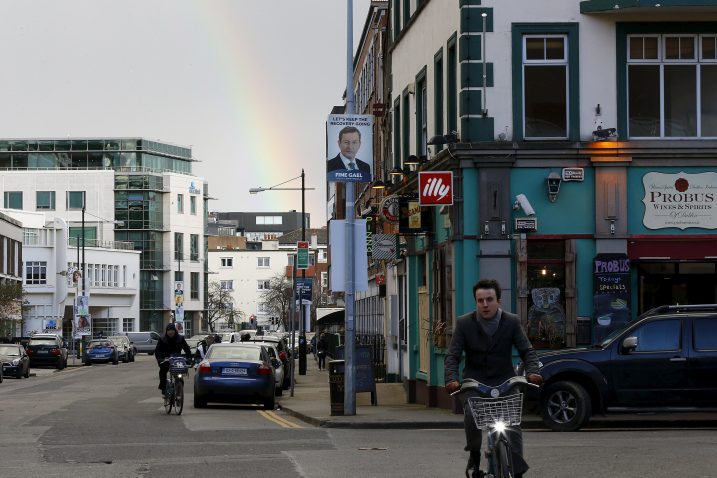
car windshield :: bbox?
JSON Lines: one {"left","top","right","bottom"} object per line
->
{"left": 207, "top": 347, "right": 261, "bottom": 361}
{"left": 29, "top": 339, "right": 57, "bottom": 346}
{"left": 89, "top": 341, "right": 112, "bottom": 348}
{"left": 598, "top": 326, "right": 630, "bottom": 348}
{"left": 0, "top": 345, "right": 21, "bottom": 355}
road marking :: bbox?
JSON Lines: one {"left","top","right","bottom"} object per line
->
{"left": 257, "top": 410, "right": 303, "bottom": 429}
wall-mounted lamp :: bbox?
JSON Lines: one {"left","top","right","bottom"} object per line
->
{"left": 484, "top": 222, "right": 490, "bottom": 235}
{"left": 388, "top": 167, "right": 405, "bottom": 177}
{"left": 371, "top": 180, "right": 387, "bottom": 190}
{"left": 610, "top": 220, "right": 616, "bottom": 235}
{"left": 404, "top": 155, "right": 420, "bottom": 166}
{"left": 547, "top": 172, "right": 562, "bottom": 203}
{"left": 407, "top": 82, "right": 416, "bottom": 95}
{"left": 592, "top": 126, "right": 617, "bottom": 142}
{"left": 501, "top": 221, "right": 506, "bottom": 235}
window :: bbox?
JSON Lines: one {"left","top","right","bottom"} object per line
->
{"left": 402, "top": 91, "right": 410, "bottom": 165}
{"left": 67, "top": 191, "right": 85, "bottom": 210}
{"left": 633, "top": 319, "right": 681, "bottom": 352}
{"left": 257, "top": 257, "right": 270, "bottom": 268}
{"left": 122, "top": 318, "right": 134, "bottom": 332}
{"left": 174, "top": 233, "right": 183, "bottom": 260}
{"left": 175, "top": 271, "right": 184, "bottom": 282}
{"left": 122, "top": 265, "right": 127, "bottom": 287}
{"left": 257, "top": 303, "right": 269, "bottom": 314}
{"left": 25, "top": 261, "right": 47, "bottom": 285}
{"left": 36, "top": 191, "right": 55, "bottom": 210}
{"left": 318, "top": 249, "right": 328, "bottom": 263}
{"left": 220, "top": 257, "right": 233, "bottom": 268}
{"left": 403, "top": 0, "right": 410, "bottom": 29}
{"left": 190, "top": 234, "right": 199, "bottom": 261}
{"left": 190, "top": 272, "right": 199, "bottom": 299}
{"left": 393, "top": 0, "right": 401, "bottom": 40}
{"left": 256, "top": 216, "right": 283, "bottom": 225}
{"left": 4, "top": 191, "right": 22, "bottom": 209}
{"left": 693, "top": 318, "right": 717, "bottom": 351}
{"left": 190, "top": 196, "right": 197, "bottom": 215}
{"left": 416, "top": 72, "right": 427, "bottom": 157}
{"left": 523, "top": 35, "right": 568, "bottom": 139}
{"left": 220, "top": 280, "right": 234, "bottom": 290}
{"left": 627, "top": 34, "right": 717, "bottom": 137}
{"left": 177, "top": 194, "right": 184, "bottom": 213}
{"left": 69, "top": 227, "right": 97, "bottom": 243}
{"left": 434, "top": 49, "right": 444, "bottom": 150}
{"left": 447, "top": 35, "right": 458, "bottom": 136}
{"left": 393, "top": 98, "right": 401, "bottom": 168}
{"left": 257, "top": 279, "right": 271, "bottom": 290}
{"left": 321, "top": 272, "right": 328, "bottom": 288}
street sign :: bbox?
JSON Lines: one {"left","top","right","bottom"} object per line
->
{"left": 295, "top": 278, "right": 313, "bottom": 305}
{"left": 562, "top": 168, "right": 585, "bottom": 182}
{"left": 297, "top": 241, "right": 309, "bottom": 269}
{"left": 419, "top": 171, "right": 453, "bottom": 206}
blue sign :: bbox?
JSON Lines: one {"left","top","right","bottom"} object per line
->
{"left": 294, "top": 278, "right": 313, "bottom": 304}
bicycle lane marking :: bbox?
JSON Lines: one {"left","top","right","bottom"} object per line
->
{"left": 256, "top": 410, "right": 303, "bottom": 429}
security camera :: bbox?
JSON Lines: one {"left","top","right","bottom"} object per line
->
{"left": 514, "top": 194, "right": 536, "bottom": 216}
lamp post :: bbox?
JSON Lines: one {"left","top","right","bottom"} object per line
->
{"left": 249, "top": 174, "right": 315, "bottom": 382}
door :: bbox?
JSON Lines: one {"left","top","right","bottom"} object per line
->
{"left": 418, "top": 286, "right": 430, "bottom": 374}
{"left": 610, "top": 318, "right": 688, "bottom": 406}
{"left": 688, "top": 316, "right": 717, "bottom": 404}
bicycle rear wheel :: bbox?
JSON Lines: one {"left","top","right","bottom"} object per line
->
{"left": 494, "top": 439, "right": 514, "bottom": 478}
{"left": 174, "top": 380, "right": 184, "bottom": 415}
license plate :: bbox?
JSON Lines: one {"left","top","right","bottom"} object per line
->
{"left": 222, "top": 367, "right": 247, "bottom": 376}
{"left": 38, "top": 350, "right": 48, "bottom": 354}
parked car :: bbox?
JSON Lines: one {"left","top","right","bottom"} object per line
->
{"left": 521, "top": 304, "right": 717, "bottom": 432}
{"left": 194, "top": 343, "right": 276, "bottom": 410}
{"left": 0, "top": 344, "right": 29, "bottom": 379}
{"left": 84, "top": 340, "right": 120, "bottom": 365}
{"left": 125, "top": 331, "right": 161, "bottom": 355}
{"left": 252, "top": 341, "right": 286, "bottom": 396}
{"left": 26, "top": 334, "right": 68, "bottom": 370}
{"left": 109, "top": 335, "right": 134, "bottom": 363}
{"left": 248, "top": 336, "right": 290, "bottom": 389}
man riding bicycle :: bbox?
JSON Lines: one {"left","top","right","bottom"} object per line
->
{"left": 445, "top": 279, "right": 543, "bottom": 478}
{"left": 155, "top": 323, "right": 192, "bottom": 397}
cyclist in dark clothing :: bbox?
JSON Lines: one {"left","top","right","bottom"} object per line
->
{"left": 445, "top": 279, "right": 543, "bottom": 478}
{"left": 155, "top": 323, "right": 192, "bottom": 396}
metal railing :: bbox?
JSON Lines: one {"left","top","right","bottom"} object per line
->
{"left": 68, "top": 237, "right": 134, "bottom": 251}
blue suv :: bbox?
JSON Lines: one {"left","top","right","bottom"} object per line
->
{"left": 522, "top": 304, "right": 717, "bottom": 431}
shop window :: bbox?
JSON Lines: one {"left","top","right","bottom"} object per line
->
{"left": 526, "top": 240, "right": 566, "bottom": 347}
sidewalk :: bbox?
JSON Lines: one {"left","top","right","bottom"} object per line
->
{"left": 279, "top": 355, "right": 717, "bottom": 429}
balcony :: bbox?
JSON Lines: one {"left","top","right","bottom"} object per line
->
{"left": 581, "top": 0, "right": 717, "bottom": 13}
{"left": 68, "top": 237, "right": 134, "bottom": 251}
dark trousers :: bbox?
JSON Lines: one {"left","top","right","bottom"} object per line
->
{"left": 460, "top": 391, "right": 528, "bottom": 476}
{"left": 158, "top": 362, "right": 170, "bottom": 392}
{"left": 317, "top": 352, "right": 326, "bottom": 369}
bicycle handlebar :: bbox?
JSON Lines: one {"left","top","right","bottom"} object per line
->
{"left": 450, "top": 375, "right": 540, "bottom": 397}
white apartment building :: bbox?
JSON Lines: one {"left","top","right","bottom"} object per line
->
{"left": 4, "top": 209, "right": 140, "bottom": 337}
{"left": 209, "top": 240, "right": 290, "bottom": 330}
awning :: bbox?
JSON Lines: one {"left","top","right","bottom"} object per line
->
{"left": 316, "top": 310, "right": 344, "bottom": 326}
{"left": 581, "top": 0, "right": 717, "bottom": 13}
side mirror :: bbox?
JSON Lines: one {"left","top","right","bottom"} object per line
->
{"left": 622, "top": 336, "right": 638, "bottom": 353}
{"left": 271, "top": 358, "right": 281, "bottom": 369}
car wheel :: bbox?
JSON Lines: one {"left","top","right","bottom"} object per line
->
{"left": 56, "top": 359, "right": 64, "bottom": 370}
{"left": 85, "top": 361, "right": 92, "bottom": 366}
{"left": 130, "top": 351, "right": 136, "bottom": 362}
{"left": 16, "top": 367, "right": 23, "bottom": 379}
{"left": 113, "top": 355, "right": 119, "bottom": 365}
{"left": 24, "top": 366, "right": 30, "bottom": 378}
{"left": 193, "top": 395, "right": 207, "bottom": 408}
{"left": 541, "top": 381, "right": 592, "bottom": 432}
{"left": 148, "top": 351, "right": 154, "bottom": 356}
{"left": 264, "top": 396, "right": 275, "bottom": 410}
{"left": 275, "top": 386, "right": 283, "bottom": 397}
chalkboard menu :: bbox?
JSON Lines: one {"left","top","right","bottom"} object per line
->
{"left": 335, "top": 345, "right": 377, "bottom": 405}
{"left": 592, "top": 253, "right": 631, "bottom": 344}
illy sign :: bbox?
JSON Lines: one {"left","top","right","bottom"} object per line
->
{"left": 419, "top": 171, "right": 453, "bottom": 206}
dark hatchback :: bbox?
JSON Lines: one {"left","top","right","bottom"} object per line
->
{"left": 0, "top": 344, "right": 30, "bottom": 379}
{"left": 524, "top": 304, "right": 717, "bottom": 431}
{"left": 26, "top": 335, "right": 68, "bottom": 370}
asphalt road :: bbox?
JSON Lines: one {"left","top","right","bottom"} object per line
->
{"left": 0, "top": 355, "right": 715, "bottom": 478}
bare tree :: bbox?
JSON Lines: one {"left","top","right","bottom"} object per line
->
{"left": 0, "top": 281, "right": 26, "bottom": 338}
{"left": 259, "top": 274, "right": 293, "bottom": 330}
{"left": 206, "top": 282, "right": 242, "bottom": 332}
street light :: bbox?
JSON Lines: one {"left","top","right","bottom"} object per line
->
{"left": 249, "top": 172, "right": 316, "bottom": 389}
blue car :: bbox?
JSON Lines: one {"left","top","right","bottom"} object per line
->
{"left": 194, "top": 343, "right": 276, "bottom": 409}
{"left": 84, "top": 340, "right": 119, "bottom": 365}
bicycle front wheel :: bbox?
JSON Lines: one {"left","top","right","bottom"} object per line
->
{"left": 164, "top": 382, "right": 173, "bottom": 415}
{"left": 174, "top": 380, "right": 184, "bottom": 415}
{"left": 494, "top": 439, "right": 514, "bottom": 478}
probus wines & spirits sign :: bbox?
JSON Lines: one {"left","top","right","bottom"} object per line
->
{"left": 642, "top": 172, "right": 717, "bottom": 230}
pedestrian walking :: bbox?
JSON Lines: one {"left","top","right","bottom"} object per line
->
{"left": 316, "top": 333, "right": 328, "bottom": 370}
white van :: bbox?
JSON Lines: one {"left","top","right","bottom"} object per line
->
{"left": 125, "top": 331, "right": 161, "bottom": 355}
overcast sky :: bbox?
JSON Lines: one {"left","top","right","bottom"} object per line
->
{"left": 0, "top": 0, "right": 372, "bottom": 226}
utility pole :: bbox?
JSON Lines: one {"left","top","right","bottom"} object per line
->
{"left": 344, "top": 0, "right": 357, "bottom": 416}
{"left": 299, "top": 169, "right": 307, "bottom": 375}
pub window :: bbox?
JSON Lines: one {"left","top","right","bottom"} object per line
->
{"left": 526, "top": 240, "right": 566, "bottom": 346}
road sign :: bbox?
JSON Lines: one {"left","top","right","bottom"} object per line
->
{"left": 297, "top": 241, "right": 309, "bottom": 269}
{"left": 295, "top": 278, "right": 313, "bottom": 304}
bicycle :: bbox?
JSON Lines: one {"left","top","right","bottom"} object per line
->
{"left": 452, "top": 376, "right": 539, "bottom": 478}
{"left": 160, "top": 356, "right": 192, "bottom": 415}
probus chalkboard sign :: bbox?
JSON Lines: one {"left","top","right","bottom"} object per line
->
{"left": 593, "top": 253, "right": 631, "bottom": 344}
{"left": 335, "top": 345, "right": 377, "bottom": 405}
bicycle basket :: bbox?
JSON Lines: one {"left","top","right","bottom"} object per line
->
{"left": 169, "top": 358, "right": 188, "bottom": 374}
{"left": 467, "top": 393, "right": 524, "bottom": 430}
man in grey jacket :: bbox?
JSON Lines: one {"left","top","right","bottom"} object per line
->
{"left": 445, "top": 279, "right": 543, "bottom": 478}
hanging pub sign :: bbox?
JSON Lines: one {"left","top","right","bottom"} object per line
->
{"left": 642, "top": 171, "right": 717, "bottom": 230}
{"left": 398, "top": 196, "right": 432, "bottom": 234}
{"left": 381, "top": 195, "right": 400, "bottom": 224}
{"left": 592, "top": 253, "right": 631, "bottom": 344}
